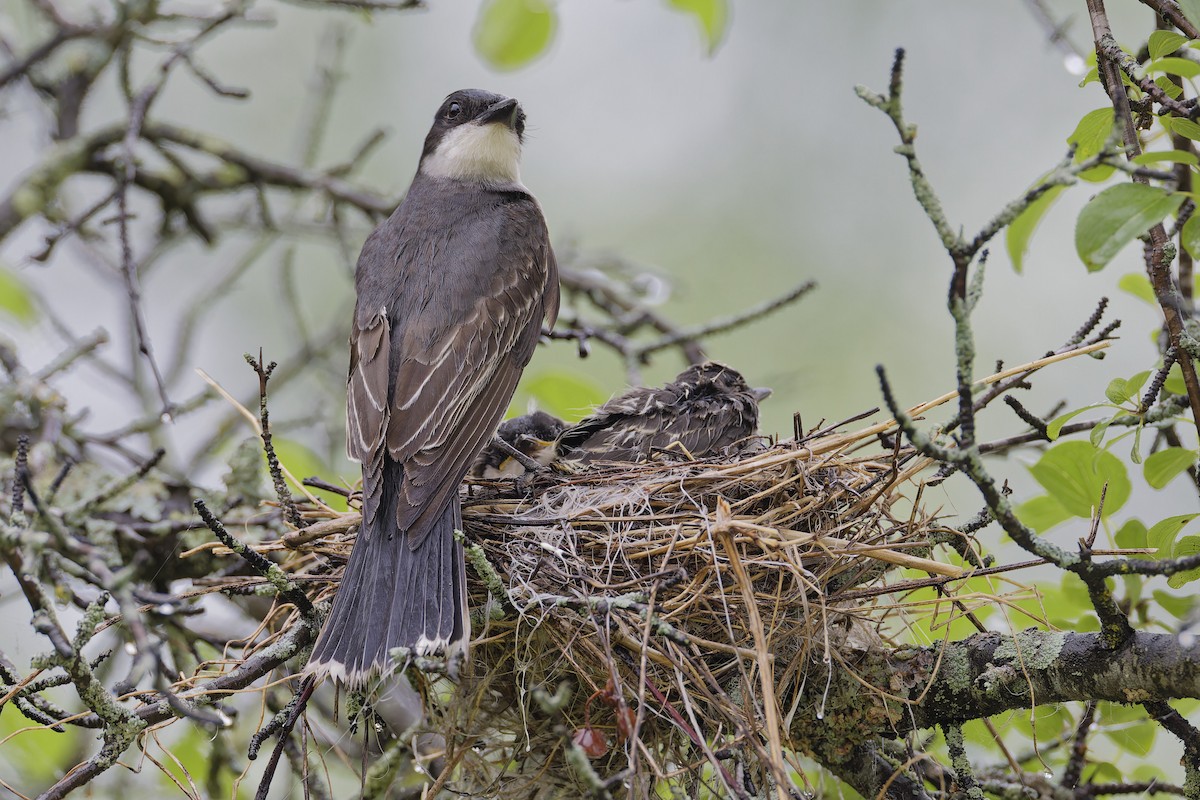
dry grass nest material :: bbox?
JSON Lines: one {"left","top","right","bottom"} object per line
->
{"left": 261, "top": 412, "right": 966, "bottom": 795}
{"left": 455, "top": 435, "right": 952, "bottom": 791}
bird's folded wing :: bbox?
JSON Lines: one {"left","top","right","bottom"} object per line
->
{"left": 346, "top": 310, "right": 390, "bottom": 527}
{"left": 384, "top": 267, "right": 546, "bottom": 546}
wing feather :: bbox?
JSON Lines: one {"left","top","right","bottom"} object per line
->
{"left": 346, "top": 310, "right": 391, "bottom": 526}
{"left": 352, "top": 188, "right": 556, "bottom": 547}
{"left": 396, "top": 359, "right": 523, "bottom": 541}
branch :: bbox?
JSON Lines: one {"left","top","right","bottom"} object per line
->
{"left": 0, "top": 120, "right": 393, "bottom": 244}
{"left": 192, "top": 499, "right": 313, "bottom": 616}
{"left": 635, "top": 279, "right": 817, "bottom": 360}
{"left": 1086, "top": 0, "right": 1200, "bottom": 441}
{"left": 901, "top": 631, "right": 1200, "bottom": 730}
{"left": 1139, "top": 0, "right": 1200, "bottom": 38}
{"left": 1095, "top": 34, "right": 1196, "bottom": 118}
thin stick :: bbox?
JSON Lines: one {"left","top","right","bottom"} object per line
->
{"left": 714, "top": 500, "right": 789, "bottom": 800}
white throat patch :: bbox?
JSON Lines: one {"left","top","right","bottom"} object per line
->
{"left": 422, "top": 122, "right": 523, "bottom": 184}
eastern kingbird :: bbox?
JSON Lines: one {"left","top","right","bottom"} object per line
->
{"left": 470, "top": 410, "right": 566, "bottom": 479}
{"left": 556, "top": 363, "right": 769, "bottom": 464}
{"left": 307, "top": 90, "right": 559, "bottom": 684}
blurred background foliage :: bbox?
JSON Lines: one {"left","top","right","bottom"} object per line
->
{"left": 3, "top": 0, "right": 1200, "bottom": 794}
{"left": 0, "top": 0, "right": 1173, "bottom": 494}
{"left": 0, "top": 1, "right": 1158, "bottom": 451}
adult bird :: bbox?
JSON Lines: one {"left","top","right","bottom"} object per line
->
{"left": 556, "top": 362, "right": 769, "bottom": 464}
{"left": 307, "top": 90, "right": 559, "bottom": 684}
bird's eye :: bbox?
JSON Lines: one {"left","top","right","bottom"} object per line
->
{"left": 446, "top": 102, "right": 462, "bottom": 120}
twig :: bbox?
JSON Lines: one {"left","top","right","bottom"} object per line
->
{"left": 635, "top": 280, "right": 817, "bottom": 360}
{"left": 10, "top": 435, "right": 29, "bottom": 522}
{"left": 1023, "top": 0, "right": 1085, "bottom": 59}
{"left": 1142, "top": 700, "right": 1200, "bottom": 788}
{"left": 1095, "top": 34, "right": 1196, "bottom": 118}
{"left": 1142, "top": 347, "right": 1176, "bottom": 411}
{"left": 1062, "top": 701, "right": 1097, "bottom": 789}
{"left": 490, "top": 434, "right": 547, "bottom": 474}
{"left": 252, "top": 676, "right": 316, "bottom": 800}
{"left": 943, "top": 724, "right": 983, "bottom": 800}
{"left": 192, "top": 499, "right": 313, "bottom": 615}
{"left": 1138, "top": 0, "right": 1200, "bottom": 38}
{"left": 715, "top": 503, "right": 790, "bottom": 800}
{"left": 245, "top": 351, "right": 305, "bottom": 530}
{"left": 1086, "top": 0, "right": 1200, "bottom": 442}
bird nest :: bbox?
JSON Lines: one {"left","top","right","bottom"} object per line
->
{"left": 450, "top": 438, "right": 950, "bottom": 796}
{"left": 177, "top": 346, "right": 1113, "bottom": 796}
{"left": 254, "top": 408, "right": 964, "bottom": 797}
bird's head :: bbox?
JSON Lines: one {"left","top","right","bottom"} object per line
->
{"left": 420, "top": 89, "right": 527, "bottom": 185}
{"left": 679, "top": 362, "right": 773, "bottom": 402}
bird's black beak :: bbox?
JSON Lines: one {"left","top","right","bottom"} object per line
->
{"left": 478, "top": 97, "right": 520, "bottom": 128}
{"left": 751, "top": 387, "right": 773, "bottom": 402}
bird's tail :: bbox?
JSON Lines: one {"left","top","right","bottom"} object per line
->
{"left": 306, "top": 476, "right": 468, "bottom": 684}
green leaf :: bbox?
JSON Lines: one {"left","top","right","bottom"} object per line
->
{"left": 1144, "top": 447, "right": 1197, "bottom": 489}
{"left": 1105, "top": 377, "right": 1132, "bottom": 405}
{"left": 1117, "top": 272, "right": 1157, "bottom": 304}
{"left": 0, "top": 266, "right": 37, "bottom": 325}
{"left": 1075, "top": 183, "right": 1185, "bottom": 271}
{"left": 509, "top": 369, "right": 607, "bottom": 423}
{"left": 1155, "top": 77, "right": 1185, "bottom": 101}
{"left": 1168, "top": 536, "right": 1200, "bottom": 588}
{"left": 1006, "top": 183, "right": 1065, "bottom": 273}
{"left": 667, "top": 0, "right": 729, "bottom": 55}
{"left": 1166, "top": 362, "right": 1187, "bottom": 396}
{"left": 0, "top": 708, "right": 80, "bottom": 782}
{"left": 270, "top": 438, "right": 348, "bottom": 511}
{"left": 1130, "top": 424, "right": 1145, "bottom": 464}
{"left": 1150, "top": 30, "right": 1189, "bottom": 59}
{"left": 1102, "top": 372, "right": 1148, "bottom": 412}
{"left": 1051, "top": 573, "right": 1100, "bottom": 632}
{"left": 1123, "top": 573, "right": 1144, "bottom": 606}
{"left": 1015, "top": 494, "right": 1072, "bottom": 534}
{"left": 1115, "top": 518, "right": 1148, "bottom": 551}
{"left": 1079, "top": 164, "right": 1117, "bottom": 184}
{"left": 1183, "top": 214, "right": 1200, "bottom": 261}
{"left": 1100, "top": 719, "right": 1157, "bottom": 756}
{"left": 1152, "top": 588, "right": 1196, "bottom": 619}
{"left": 1130, "top": 764, "right": 1168, "bottom": 783}
{"left": 1147, "top": 513, "right": 1198, "bottom": 557}
{"left": 162, "top": 726, "right": 231, "bottom": 795}
{"left": 1012, "top": 701, "right": 1073, "bottom": 740}
{"left": 1132, "top": 149, "right": 1199, "bottom": 166}
{"left": 962, "top": 719, "right": 992, "bottom": 746}
{"left": 1067, "top": 108, "right": 1115, "bottom": 161}
{"left": 1099, "top": 699, "right": 1146, "bottom": 723}
{"left": 1089, "top": 415, "right": 1115, "bottom": 448}
{"left": 1148, "top": 56, "right": 1200, "bottom": 78}
{"left": 1129, "top": 370, "right": 1151, "bottom": 397}
{"left": 1028, "top": 440, "right": 1130, "bottom": 519}
{"left": 1167, "top": 116, "right": 1200, "bottom": 141}
{"left": 473, "top": 0, "right": 557, "bottom": 71}
{"left": 1047, "top": 403, "right": 1110, "bottom": 440}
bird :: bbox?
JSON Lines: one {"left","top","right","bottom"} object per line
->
{"left": 306, "top": 89, "right": 559, "bottom": 684}
{"left": 470, "top": 410, "right": 566, "bottom": 479}
{"left": 555, "top": 362, "right": 770, "bottom": 465}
